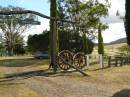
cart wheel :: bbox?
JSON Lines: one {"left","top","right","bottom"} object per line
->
{"left": 58, "top": 50, "right": 73, "bottom": 70}
{"left": 73, "top": 52, "right": 86, "bottom": 69}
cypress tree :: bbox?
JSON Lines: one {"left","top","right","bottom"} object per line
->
{"left": 125, "top": 0, "right": 130, "bottom": 45}
{"left": 82, "top": 33, "right": 94, "bottom": 54}
{"left": 82, "top": 33, "right": 89, "bottom": 54}
{"left": 98, "top": 25, "right": 104, "bottom": 55}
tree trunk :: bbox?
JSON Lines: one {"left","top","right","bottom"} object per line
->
{"left": 98, "top": 24, "right": 104, "bottom": 68}
{"left": 50, "top": 0, "right": 58, "bottom": 72}
{"left": 125, "top": 0, "right": 130, "bottom": 45}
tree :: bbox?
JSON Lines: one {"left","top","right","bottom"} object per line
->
{"left": 57, "top": 0, "right": 109, "bottom": 35}
{"left": 82, "top": 33, "right": 94, "bottom": 54}
{"left": 27, "top": 30, "right": 94, "bottom": 54}
{"left": 57, "top": 0, "right": 109, "bottom": 55}
{"left": 27, "top": 31, "right": 49, "bottom": 53}
{"left": 0, "top": 6, "right": 36, "bottom": 56}
{"left": 98, "top": 24, "right": 104, "bottom": 55}
{"left": 97, "top": 23, "right": 108, "bottom": 68}
{"left": 0, "top": 31, "right": 6, "bottom": 56}
{"left": 50, "top": 0, "right": 59, "bottom": 72}
{"left": 59, "top": 29, "right": 94, "bottom": 53}
{"left": 125, "top": 0, "right": 130, "bottom": 45}
{"left": 13, "top": 43, "right": 26, "bottom": 55}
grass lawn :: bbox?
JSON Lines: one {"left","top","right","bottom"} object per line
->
{"left": 0, "top": 56, "right": 130, "bottom": 97}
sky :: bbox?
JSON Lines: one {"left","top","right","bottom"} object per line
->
{"left": 101, "top": 0, "right": 126, "bottom": 43}
{"left": 0, "top": 0, "right": 126, "bottom": 43}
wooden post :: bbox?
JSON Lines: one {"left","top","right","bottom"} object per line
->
{"left": 108, "top": 56, "right": 111, "bottom": 67}
{"left": 52, "top": 19, "right": 57, "bottom": 73}
{"left": 85, "top": 55, "right": 89, "bottom": 68}
{"left": 115, "top": 57, "right": 118, "bottom": 67}
{"left": 99, "top": 54, "right": 104, "bottom": 68}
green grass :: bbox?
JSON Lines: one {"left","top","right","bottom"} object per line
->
{"left": 0, "top": 56, "right": 50, "bottom": 67}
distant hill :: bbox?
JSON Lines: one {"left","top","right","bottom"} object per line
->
{"left": 110, "top": 37, "right": 127, "bottom": 44}
{"left": 95, "top": 37, "right": 127, "bottom": 46}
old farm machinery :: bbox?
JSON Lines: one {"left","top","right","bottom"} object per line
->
{"left": 57, "top": 50, "right": 88, "bottom": 76}
{"left": 58, "top": 50, "right": 87, "bottom": 70}
{"left": 0, "top": 10, "right": 88, "bottom": 76}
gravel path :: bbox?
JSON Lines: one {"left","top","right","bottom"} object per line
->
{"left": 23, "top": 75, "right": 127, "bottom": 97}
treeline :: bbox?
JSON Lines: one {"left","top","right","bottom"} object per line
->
{"left": 0, "top": 0, "right": 110, "bottom": 56}
{"left": 27, "top": 30, "right": 94, "bottom": 54}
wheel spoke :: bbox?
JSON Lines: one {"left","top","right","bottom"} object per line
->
{"left": 73, "top": 52, "right": 86, "bottom": 69}
{"left": 58, "top": 50, "right": 73, "bottom": 70}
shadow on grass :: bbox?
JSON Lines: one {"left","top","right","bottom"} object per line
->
{"left": 88, "top": 66, "right": 110, "bottom": 71}
{"left": 0, "top": 58, "right": 50, "bottom": 67}
{"left": 0, "top": 82, "right": 24, "bottom": 86}
{"left": 0, "top": 69, "right": 89, "bottom": 82}
{"left": 111, "top": 89, "right": 130, "bottom": 97}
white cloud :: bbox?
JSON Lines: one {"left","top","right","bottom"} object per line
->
{"left": 102, "top": 22, "right": 126, "bottom": 43}
{"left": 23, "top": 0, "right": 126, "bottom": 43}
{"left": 18, "top": 0, "right": 25, "bottom": 5}
{"left": 32, "top": 18, "right": 50, "bottom": 33}
{"left": 102, "top": 0, "right": 125, "bottom": 24}
{"left": 100, "top": 0, "right": 126, "bottom": 43}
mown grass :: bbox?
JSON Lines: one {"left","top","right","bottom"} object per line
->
{"left": 0, "top": 84, "right": 40, "bottom": 97}
{"left": 0, "top": 56, "right": 50, "bottom": 77}
{"left": 86, "top": 64, "right": 130, "bottom": 87}
{"left": 0, "top": 56, "right": 50, "bottom": 67}
{"left": 0, "top": 56, "right": 48, "bottom": 97}
{"left": 0, "top": 55, "right": 130, "bottom": 97}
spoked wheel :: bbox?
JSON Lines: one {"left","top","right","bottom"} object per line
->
{"left": 73, "top": 52, "right": 86, "bottom": 69}
{"left": 58, "top": 50, "right": 73, "bottom": 71}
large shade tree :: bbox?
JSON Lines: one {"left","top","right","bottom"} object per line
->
{"left": 57, "top": 0, "right": 110, "bottom": 54}
{"left": 0, "top": 33, "right": 5, "bottom": 56}
{"left": 0, "top": 6, "right": 36, "bottom": 56}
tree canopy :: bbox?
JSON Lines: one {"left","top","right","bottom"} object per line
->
{"left": 57, "top": 0, "right": 109, "bottom": 54}
{"left": 0, "top": 5, "right": 36, "bottom": 55}
{"left": 27, "top": 30, "right": 94, "bottom": 54}
{"left": 27, "top": 31, "right": 49, "bottom": 53}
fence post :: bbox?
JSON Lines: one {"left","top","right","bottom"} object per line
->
{"left": 108, "top": 56, "right": 111, "bottom": 67}
{"left": 85, "top": 54, "right": 89, "bottom": 68}
{"left": 99, "top": 54, "right": 104, "bottom": 68}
